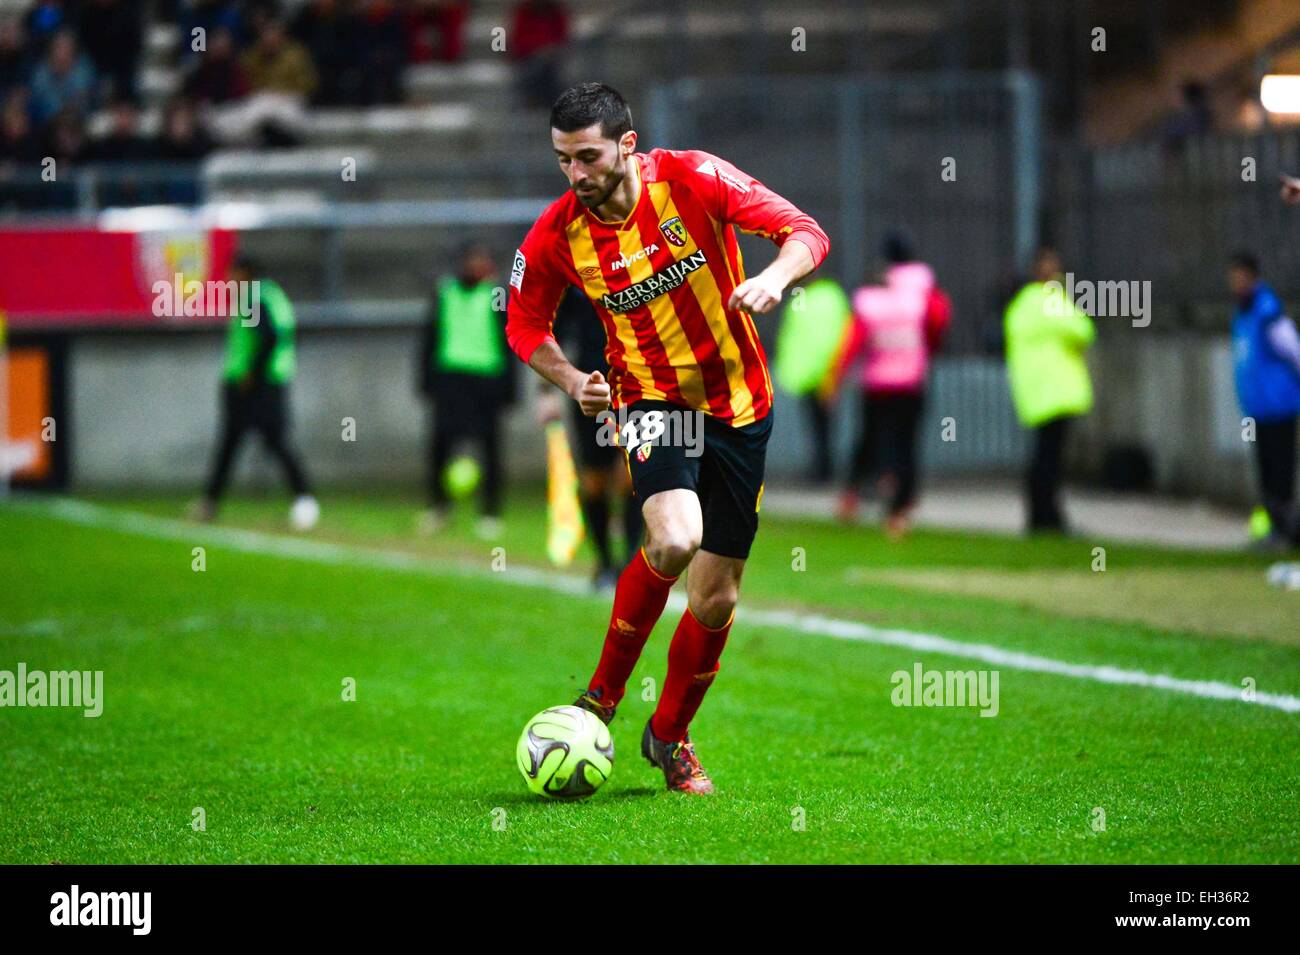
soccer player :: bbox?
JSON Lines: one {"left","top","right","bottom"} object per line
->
{"left": 507, "top": 82, "right": 829, "bottom": 793}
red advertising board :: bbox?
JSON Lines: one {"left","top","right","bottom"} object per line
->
{"left": 0, "top": 227, "right": 238, "bottom": 327}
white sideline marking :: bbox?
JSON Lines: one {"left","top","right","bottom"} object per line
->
{"left": 21, "top": 497, "right": 1300, "bottom": 715}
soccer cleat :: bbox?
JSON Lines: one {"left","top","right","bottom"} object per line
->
{"left": 573, "top": 688, "right": 617, "bottom": 726}
{"left": 641, "top": 719, "right": 714, "bottom": 795}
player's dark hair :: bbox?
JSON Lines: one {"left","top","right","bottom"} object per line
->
{"left": 1228, "top": 250, "right": 1259, "bottom": 275}
{"left": 550, "top": 82, "right": 633, "bottom": 141}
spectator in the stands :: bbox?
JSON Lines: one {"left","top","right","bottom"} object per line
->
{"left": 242, "top": 17, "right": 318, "bottom": 99}
{"left": 76, "top": 0, "right": 143, "bottom": 103}
{"left": 0, "top": 93, "right": 41, "bottom": 164}
{"left": 511, "top": 0, "right": 568, "bottom": 109}
{"left": 27, "top": 29, "right": 97, "bottom": 126}
{"left": 406, "top": 0, "right": 468, "bottom": 64}
{"left": 183, "top": 25, "right": 250, "bottom": 104}
{"left": 0, "top": 19, "right": 32, "bottom": 99}
{"left": 40, "top": 107, "right": 86, "bottom": 166}
{"left": 291, "top": 0, "right": 364, "bottom": 106}
{"left": 359, "top": 0, "right": 407, "bottom": 105}
{"left": 204, "top": 17, "right": 315, "bottom": 147}
{"left": 24, "top": 0, "right": 71, "bottom": 54}
{"left": 84, "top": 97, "right": 156, "bottom": 163}
{"left": 154, "top": 97, "right": 216, "bottom": 161}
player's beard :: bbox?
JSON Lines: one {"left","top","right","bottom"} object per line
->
{"left": 574, "top": 163, "right": 625, "bottom": 210}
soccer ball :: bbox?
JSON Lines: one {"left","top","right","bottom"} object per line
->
{"left": 444, "top": 455, "right": 481, "bottom": 500}
{"left": 516, "top": 705, "right": 614, "bottom": 799}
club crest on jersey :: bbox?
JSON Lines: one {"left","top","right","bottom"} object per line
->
{"left": 659, "top": 216, "right": 687, "bottom": 248}
{"left": 635, "top": 442, "right": 653, "bottom": 463}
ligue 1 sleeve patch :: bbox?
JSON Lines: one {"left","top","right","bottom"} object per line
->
{"left": 510, "top": 250, "right": 527, "bottom": 291}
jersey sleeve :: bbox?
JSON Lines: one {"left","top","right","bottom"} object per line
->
{"left": 677, "top": 149, "right": 830, "bottom": 268}
{"left": 506, "top": 214, "right": 570, "bottom": 364}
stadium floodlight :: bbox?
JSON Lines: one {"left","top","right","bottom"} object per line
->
{"left": 1260, "top": 74, "right": 1300, "bottom": 113}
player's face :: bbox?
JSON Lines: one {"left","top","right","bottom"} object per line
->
{"left": 552, "top": 125, "right": 635, "bottom": 209}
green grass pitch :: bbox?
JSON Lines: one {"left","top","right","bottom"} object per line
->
{"left": 2, "top": 489, "right": 1297, "bottom": 864}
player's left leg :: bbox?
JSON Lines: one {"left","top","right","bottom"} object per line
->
{"left": 654, "top": 548, "right": 742, "bottom": 734}
{"left": 638, "top": 549, "right": 744, "bottom": 793}
{"left": 642, "top": 408, "right": 771, "bottom": 794}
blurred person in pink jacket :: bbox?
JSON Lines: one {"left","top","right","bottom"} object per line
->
{"left": 836, "top": 233, "right": 951, "bottom": 537}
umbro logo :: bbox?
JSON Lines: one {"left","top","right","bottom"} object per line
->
{"left": 695, "top": 159, "right": 750, "bottom": 194}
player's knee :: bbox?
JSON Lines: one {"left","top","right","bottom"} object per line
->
{"left": 645, "top": 527, "right": 700, "bottom": 575}
{"left": 691, "top": 589, "right": 737, "bottom": 629}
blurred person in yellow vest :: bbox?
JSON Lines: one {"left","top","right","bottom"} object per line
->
{"left": 1003, "top": 245, "right": 1096, "bottom": 534}
{"left": 193, "top": 256, "right": 317, "bottom": 529}
{"left": 773, "top": 277, "right": 851, "bottom": 485}
{"left": 418, "top": 243, "right": 516, "bottom": 540}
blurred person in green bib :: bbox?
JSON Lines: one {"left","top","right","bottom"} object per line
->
{"left": 195, "top": 256, "right": 317, "bottom": 530}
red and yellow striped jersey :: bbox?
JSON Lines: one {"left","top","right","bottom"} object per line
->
{"left": 506, "top": 148, "right": 829, "bottom": 428}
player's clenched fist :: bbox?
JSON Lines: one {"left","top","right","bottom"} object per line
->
{"left": 569, "top": 369, "right": 611, "bottom": 417}
{"left": 728, "top": 274, "right": 784, "bottom": 315}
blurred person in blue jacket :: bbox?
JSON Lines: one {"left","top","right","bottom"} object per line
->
{"left": 1228, "top": 252, "right": 1300, "bottom": 550}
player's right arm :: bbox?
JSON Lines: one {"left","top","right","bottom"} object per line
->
{"left": 506, "top": 215, "right": 611, "bottom": 416}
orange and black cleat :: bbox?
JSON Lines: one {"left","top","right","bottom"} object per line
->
{"left": 573, "top": 689, "right": 617, "bottom": 726}
{"left": 641, "top": 719, "right": 714, "bottom": 795}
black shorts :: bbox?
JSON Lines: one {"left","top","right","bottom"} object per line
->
{"left": 619, "top": 400, "right": 772, "bottom": 560}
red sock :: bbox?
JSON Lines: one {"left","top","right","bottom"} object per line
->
{"left": 651, "top": 605, "right": 733, "bottom": 743}
{"left": 588, "top": 548, "right": 678, "bottom": 706}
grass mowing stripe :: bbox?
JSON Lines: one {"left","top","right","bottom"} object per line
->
{"left": 21, "top": 495, "right": 1300, "bottom": 716}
